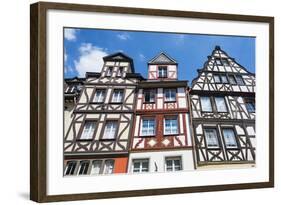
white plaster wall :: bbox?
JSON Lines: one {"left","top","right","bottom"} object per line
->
{"left": 128, "top": 150, "right": 194, "bottom": 173}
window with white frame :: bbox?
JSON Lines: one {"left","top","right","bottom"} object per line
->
{"left": 80, "top": 121, "right": 96, "bottom": 140}
{"left": 64, "top": 161, "right": 77, "bottom": 176}
{"left": 228, "top": 75, "right": 237, "bottom": 84}
{"left": 222, "top": 128, "right": 238, "bottom": 148}
{"left": 77, "top": 161, "right": 90, "bottom": 175}
{"left": 214, "top": 74, "right": 221, "bottom": 83}
{"left": 245, "top": 98, "right": 255, "bottom": 113}
{"left": 236, "top": 75, "right": 245, "bottom": 85}
{"left": 204, "top": 128, "right": 219, "bottom": 148}
{"left": 132, "top": 159, "right": 149, "bottom": 173}
{"left": 141, "top": 118, "right": 155, "bottom": 136}
{"left": 106, "top": 67, "right": 113, "bottom": 76}
{"left": 221, "top": 75, "right": 228, "bottom": 83}
{"left": 164, "top": 88, "right": 176, "bottom": 102}
{"left": 164, "top": 116, "right": 178, "bottom": 135}
{"left": 144, "top": 89, "right": 155, "bottom": 103}
{"left": 103, "top": 160, "right": 115, "bottom": 174}
{"left": 214, "top": 97, "right": 228, "bottom": 112}
{"left": 165, "top": 157, "right": 182, "bottom": 172}
{"left": 93, "top": 89, "right": 106, "bottom": 103}
{"left": 117, "top": 67, "right": 123, "bottom": 77}
{"left": 102, "top": 121, "right": 118, "bottom": 139}
{"left": 200, "top": 96, "right": 212, "bottom": 112}
{"left": 158, "top": 66, "right": 167, "bottom": 78}
{"left": 91, "top": 160, "right": 102, "bottom": 175}
{"left": 111, "top": 89, "right": 124, "bottom": 103}
{"left": 221, "top": 58, "right": 229, "bottom": 65}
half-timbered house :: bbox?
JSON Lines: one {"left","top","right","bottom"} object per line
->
{"left": 64, "top": 52, "right": 144, "bottom": 176}
{"left": 190, "top": 46, "right": 256, "bottom": 168}
{"left": 128, "top": 52, "right": 195, "bottom": 173}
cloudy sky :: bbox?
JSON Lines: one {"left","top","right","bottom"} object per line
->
{"left": 64, "top": 28, "right": 255, "bottom": 82}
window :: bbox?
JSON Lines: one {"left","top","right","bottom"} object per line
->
{"left": 144, "top": 89, "right": 155, "bottom": 103}
{"left": 106, "top": 67, "right": 113, "bottom": 76}
{"left": 103, "top": 160, "right": 115, "bottom": 174}
{"left": 222, "top": 128, "right": 238, "bottom": 148}
{"left": 221, "top": 58, "right": 229, "bottom": 65}
{"left": 236, "top": 75, "right": 245, "bottom": 85}
{"left": 141, "top": 118, "right": 155, "bottom": 136}
{"left": 214, "top": 97, "right": 228, "bottom": 112}
{"left": 80, "top": 121, "right": 96, "bottom": 140}
{"left": 214, "top": 74, "right": 221, "bottom": 83}
{"left": 117, "top": 67, "right": 123, "bottom": 77}
{"left": 228, "top": 75, "right": 236, "bottom": 84}
{"left": 65, "top": 161, "right": 77, "bottom": 176}
{"left": 165, "top": 157, "right": 182, "bottom": 172}
{"left": 111, "top": 89, "right": 124, "bottom": 103}
{"left": 245, "top": 98, "right": 255, "bottom": 113}
{"left": 221, "top": 75, "right": 228, "bottom": 83}
{"left": 91, "top": 160, "right": 102, "bottom": 175}
{"left": 102, "top": 121, "right": 118, "bottom": 139}
{"left": 164, "top": 88, "right": 176, "bottom": 102}
{"left": 93, "top": 89, "right": 105, "bottom": 103}
{"left": 200, "top": 96, "right": 212, "bottom": 112}
{"left": 132, "top": 159, "right": 149, "bottom": 173}
{"left": 158, "top": 66, "right": 167, "bottom": 78}
{"left": 215, "top": 58, "right": 222, "bottom": 65}
{"left": 77, "top": 161, "right": 90, "bottom": 175}
{"left": 204, "top": 128, "right": 219, "bottom": 148}
{"left": 164, "top": 116, "right": 178, "bottom": 135}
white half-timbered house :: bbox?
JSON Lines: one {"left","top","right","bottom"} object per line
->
{"left": 128, "top": 52, "right": 195, "bottom": 174}
{"left": 190, "top": 46, "right": 256, "bottom": 168}
{"left": 64, "top": 53, "right": 144, "bottom": 176}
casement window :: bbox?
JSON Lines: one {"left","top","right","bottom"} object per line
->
{"left": 103, "top": 160, "right": 115, "bottom": 174}
{"left": 65, "top": 85, "right": 75, "bottom": 93}
{"left": 200, "top": 96, "right": 212, "bottom": 112}
{"left": 221, "top": 58, "right": 229, "bottom": 65}
{"left": 111, "top": 89, "right": 124, "bottom": 103}
{"left": 222, "top": 128, "right": 238, "bottom": 148}
{"left": 215, "top": 58, "right": 222, "bottom": 66}
{"left": 144, "top": 89, "right": 155, "bottom": 103}
{"left": 77, "top": 161, "right": 90, "bottom": 175}
{"left": 228, "top": 75, "right": 237, "bottom": 84}
{"left": 204, "top": 128, "right": 220, "bottom": 148}
{"left": 80, "top": 121, "right": 96, "bottom": 140}
{"left": 165, "top": 157, "right": 182, "bottom": 172}
{"left": 64, "top": 161, "right": 77, "bottom": 176}
{"left": 214, "top": 74, "right": 221, "bottom": 83}
{"left": 93, "top": 89, "right": 106, "bottom": 103}
{"left": 106, "top": 67, "right": 113, "bottom": 76}
{"left": 164, "top": 88, "right": 176, "bottom": 102}
{"left": 117, "top": 67, "right": 123, "bottom": 77}
{"left": 132, "top": 159, "right": 149, "bottom": 173}
{"left": 221, "top": 75, "right": 228, "bottom": 83}
{"left": 102, "top": 121, "right": 118, "bottom": 139}
{"left": 141, "top": 118, "right": 155, "bottom": 136}
{"left": 214, "top": 97, "right": 228, "bottom": 112}
{"left": 164, "top": 116, "right": 178, "bottom": 135}
{"left": 90, "top": 159, "right": 115, "bottom": 175}
{"left": 245, "top": 98, "right": 255, "bottom": 113}
{"left": 158, "top": 66, "right": 167, "bottom": 78}
{"left": 91, "top": 160, "right": 102, "bottom": 175}
{"left": 236, "top": 75, "right": 245, "bottom": 85}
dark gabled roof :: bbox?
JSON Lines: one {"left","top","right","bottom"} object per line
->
{"left": 85, "top": 72, "right": 101, "bottom": 78}
{"left": 64, "top": 76, "right": 85, "bottom": 83}
{"left": 103, "top": 52, "right": 135, "bottom": 73}
{"left": 148, "top": 52, "right": 177, "bottom": 65}
{"left": 85, "top": 72, "right": 145, "bottom": 80}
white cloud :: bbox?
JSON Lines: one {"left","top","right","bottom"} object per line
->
{"left": 117, "top": 33, "right": 131, "bottom": 40}
{"left": 64, "top": 28, "right": 78, "bottom": 41}
{"left": 74, "top": 43, "right": 108, "bottom": 77}
{"left": 139, "top": 53, "right": 145, "bottom": 61}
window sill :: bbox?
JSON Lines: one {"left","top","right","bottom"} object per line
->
{"left": 89, "top": 102, "right": 105, "bottom": 104}
{"left": 99, "top": 138, "right": 116, "bottom": 141}
{"left": 139, "top": 135, "right": 156, "bottom": 138}
{"left": 163, "top": 133, "right": 179, "bottom": 137}
{"left": 110, "top": 102, "right": 123, "bottom": 104}
{"left": 164, "top": 101, "right": 176, "bottom": 103}
{"left": 143, "top": 102, "right": 155, "bottom": 104}
{"left": 76, "top": 139, "right": 93, "bottom": 142}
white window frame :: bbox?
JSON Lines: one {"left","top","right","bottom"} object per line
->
{"left": 117, "top": 67, "right": 123, "bottom": 77}
{"left": 93, "top": 89, "right": 106, "bottom": 103}
{"left": 236, "top": 75, "right": 245, "bottom": 85}
{"left": 102, "top": 121, "right": 118, "bottom": 140}
{"left": 165, "top": 157, "right": 182, "bottom": 172}
{"left": 222, "top": 128, "right": 238, "bottom": 148}
{"left": 91, "top": 160, "right": 102, "bottom": 175}
{"left": 77, "top": 160, "right": 90, "bottom": 175}
{"left": 200, "top": 96, "right": 213, "bottom": 112}
{"left": 111, "top": 89, "right": 124, "bottom": 103}
{"left": 132, "top": 159, "right": 149, "bottom": 173}
{"left": 106, "top": 67, "right": 113, "bottom": 76}
{"left": 103, "top": 160, "right": 115, "bottom": 174}
{"left": 141, "top": 118, "right": 155, "bottom": 136}
{"left": 214, "top": 74, "right": 221, "bottom": 83}
{"left": 80, "top": 121, "right": 96, "bottom": 140}
{"left": 204, "top": 128, "right": 220, "bottom": 148}
{"left": 214, "top": 97, "right": 228, "bottom": 112}
{"left": 164, "top": 88, "right": 176, "bottom": 102}
{"left": 164, "top": 116, "right": 178, "bottom": 135}
{"left": 158, "top": 66, "right": 168, "bottom": 78}
{"left": 144, "top": 89, "right": 155, "bottom": 103}
{"left": 64, "top": 161, "right": 77, "bottom": 176}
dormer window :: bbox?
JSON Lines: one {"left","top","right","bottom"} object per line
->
{"left": 158, "top": 66, "right": 167, "bottom": 78}
{"left": 106, "top": 67, "right": 113, "bottom": 77}
{"left": 117, "top": 67, "right": 124, "bottom": 77}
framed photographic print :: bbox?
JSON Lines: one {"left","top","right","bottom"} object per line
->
{"left": 30, "top": 1, "right": 274, "bottom": 202}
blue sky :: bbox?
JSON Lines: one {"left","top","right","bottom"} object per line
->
{"left": 64, "top": 28, "right": 255, "bottom": 82}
